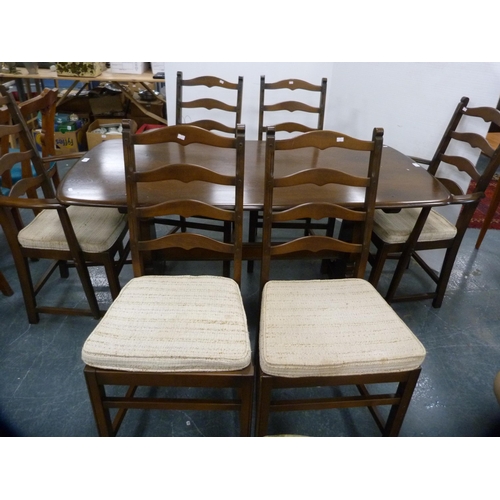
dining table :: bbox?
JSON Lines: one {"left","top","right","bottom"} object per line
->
{"left": 57, "top": 138, "right": 452, "bottom": 266}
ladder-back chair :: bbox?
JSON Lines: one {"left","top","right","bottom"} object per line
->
{"left": 255, "top": 127, "right": 426, "bottom": 437}
{"left": 248, "top": 76, "right": 329, "bottom": 271}
{"left": 368, "top": 96, "right": 500, "bottom": 308}
{"left": 82, "top": 121, "right": 253, "bottom": 437}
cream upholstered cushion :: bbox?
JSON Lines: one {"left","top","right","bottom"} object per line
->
{"left": 82, "top": 275, "right": 251, "bottom": 372}
{"left": 494, "top": 371, "right": 500, "bottom": 406}
{"left": 260, "top": 278, "right": 426, "bottom": 378}
{"left": 373, "top": 207, "right": 457, "bottom": 244}
{"left": 18, "top": 206, "right": 127, "bottom": 253}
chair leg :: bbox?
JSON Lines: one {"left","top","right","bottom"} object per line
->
{"left": 15, "top": 256, "right": 39, "bottom": 324}
{"left": 58, "top": 260, "right": 69, "bottom": 278}
{"left": 247, "top": 210, "right": 258, "bottom": 273}
{"left": 0, "top": 270, "right": 13, "bottom": 296}
{"left": 432, "top": 245, "right": 460, "bottom": 308}
{"left": 368, "top": 245, "right": 390, "bottom": 287}
{"left": 72, "top": 257, "right": 101, "bottom": 319}
{"left": 383, "top": 369, "right": 421, "bottom": 437}
{"left": 102, "top": 255, "right": 122, "bottom": 300}
{"left": 239, "top": 378, "right": 254, "bottom": 437}
{"left": 83, "top": 366, "right": 115, "bottom": 437}
{"left": 255, "top": 373, "right": 273, "bottom": 436}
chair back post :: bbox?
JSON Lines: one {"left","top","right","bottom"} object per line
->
{"left": 317, "top": 77, "right": 327, "bottom": 130}
{"left": 359, "top": 127, "right": 384, "bottom": 277}
{"left": 258, "top": 75, "right": 266, "bottom": 140}
{"left": 235, "top": 76, "right": 244, "bottom": 127}
{"left": 233, "top": 123, "right": 245, "bottom": 285}
{"left": 175, "top": 71, "right": 183, "bottom": 126}
{"left": 122, "top": 119, "right": 143, "bottom": 277}
{"left": 260, "top": 126, "right": 276, "bottom": 289}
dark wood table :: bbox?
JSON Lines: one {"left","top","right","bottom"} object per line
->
{"left": 58, "top": 139, "right": 450, "bottom": 211}
{"left": 57, "top": 139, "right": 451, "bottom": 267}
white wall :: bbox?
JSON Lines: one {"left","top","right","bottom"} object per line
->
{"left": 165, "top": 62, "right": 500, "bottom": 149}
{"left": 164, "top": 62, "right": 500, "bottom": 269}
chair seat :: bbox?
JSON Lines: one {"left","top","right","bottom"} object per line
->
{"left": 82, "top": 275, "right": 252, "bottom": 372}
{"left": 373, "top": 207, "right": 457, "bottom": 245}
{"left": 18, "top": 205, "right": 127, "bottom": 253}
{"left": 259, "top": 279, "right": 426, "bottom": 378}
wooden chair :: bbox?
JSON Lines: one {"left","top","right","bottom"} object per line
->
{"left": 368, "top": 96, "right": 500, "bottom": 308}
{"left": 248, "top": 76, "right": 329, "bottom": 271}
{"left": 81, "top": 121, "right": 254, "bottom": 437}
{"left": 175, "top": 71, "right": 243, "bottom": 136}
{"left": 255, "top": 126, "right": 427, "bottom": 437}
{"left": 172, "top": 72, "right": 244, "bottom": 242}
{"left": 258, "top": 76, "right": 327, "bottom": 140}
{"left": 0, "top": 85, "right": 130, "bottom": 324}
{"left": 18, "top": 88, "right": 85, "bottom": 188}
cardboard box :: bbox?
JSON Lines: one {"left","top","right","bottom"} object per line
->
{"left": 151, "top": 62, "right": 164, "bottom": 74}
{"left": 56, "top": 62, "right": 106, "bottom": 78}
{"left": 110, "top": 62, "right": 149, "bottom": 75}
{"left": 33, "top": 124, "right": 89, "bottom": 155}
{"left": 86, "top": 118, "right": 124, "bottom": 150}
{"left": 88, "top": 94, "right": 124, "bottom": 117}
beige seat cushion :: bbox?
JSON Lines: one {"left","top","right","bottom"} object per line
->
{"left": 82, "top": 275, "right": 251, "bottom": 372}
{"left": 373, "top": 207, "right": 457, "bottom": 244}
{"left": 494, "top": 372, "right": 500, "bottom": 405}
{"left": 260, "top": 279, "right": 426, "bottom": 378}
{"left": 18, "top": 206, "right": 127, "bottom": 253}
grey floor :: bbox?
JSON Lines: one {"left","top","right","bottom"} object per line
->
{"left": 1, "top": 168, "right": 500, "bottom": 437}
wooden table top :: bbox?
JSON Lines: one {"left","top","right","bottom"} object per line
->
{"left": 57, "top": 139, "right": 451, "bottom": 211}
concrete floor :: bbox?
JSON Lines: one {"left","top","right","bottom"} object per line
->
{"left": 1, "top": 208, "right": 499, "bottom": 437}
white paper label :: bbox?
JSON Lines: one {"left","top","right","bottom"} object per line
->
{"left": 336, "top": 137, "right": 344, "bottom": 142}
{"left": 177, "top": 134, "right": 185, "bottom": 140}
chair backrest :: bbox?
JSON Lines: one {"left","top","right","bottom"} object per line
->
{"left": 18, "top": 88, "right": 58, "bottom": 158}
{"left": 122, "top": 120, "right": 246, "bottom": 283}
{"left": 175, "top": 71, "right": 243, "bottom": 136}
{"left": 0, "top": 86, "right": 58, "bottom": 239}
{"left": 258, "top": 76, "right": 327, "bottom": 140}
{"left": 0, "top": 85, "right": 54, "bottom": 200}
{"left": 426, "top": 96, "right": 500, "bottom": 228}
{"left": 260, "top": 126, "right": 383, "bottom": 288}
{"left": 429, "top": 96, "right": 500, "bottom": 194}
